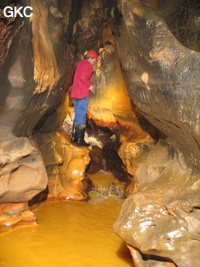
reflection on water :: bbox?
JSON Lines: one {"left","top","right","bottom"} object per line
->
{"left": 0, "top": 198, "right": 133, "bottom": 267}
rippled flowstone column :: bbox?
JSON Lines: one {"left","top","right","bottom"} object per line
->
{"left": 38, "top": 131, "right": 90, "bottom": 201}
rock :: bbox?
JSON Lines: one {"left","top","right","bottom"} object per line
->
{"left": 117, "top": 0, "right": 200, "bottom": 168}
{"left": 37, "top": 131, "right": 90, "bottom": 201}
{"left": 114, "top": 0, "right": 200, "bottom": 266}
{"left": 164, "top": 0, "right": 200, "bottom": 52}
{"left": 0, "top": 0, "right": 73, "bottom": 224}
{"left": 0, "top": 202, "right": 36, "bottom": 229}
{"left": 88, "top": 171, "right": 125, "bottom": 200}
{"left": 114, "top": 141, "right": 200, "bottom": 267}
{"left": 87, "top": 145, "right": 103, "bottom": 174}
{"left": 118, "top": 135, "right": 156, "bottom": 177}
{"left": 72, "top": 0, "right": 104, "bottom": 56}
{"left": 0, "top": 137, "right": 48, "bottom": 203}
{"left": 127, "top": 245, "right": 176, "bottom": 267}
{"left": 88, "top": 41, "right": 148, "bottom": 142}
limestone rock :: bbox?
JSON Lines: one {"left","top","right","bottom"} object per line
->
{"left": 88, "top": 41, "right": 148, "bottom": 142}
{"left": 72, "top": 0, "right": 104, "bottom": 56}
{"left": 127, "top": 245, "right": 176, "bottom": 267}
{"left": 114, "top": 142, "right": 200, "bottom": 267}
{"left": 38, "top": 131, "right": 90, "bottom": 201}
{"left": 117, "top": 0, "right": 200, "bottom": 167}
{"left": 87, "top": 145, "right": 103, "bottom": 174}
{"left": 114, "top": 1, "right": 200, "bottom": 266}
{"left": 164, "top": 0, "right": 200, "bottom": 52}
{"left": 0, "top": 137, "right": 48, "bottom": 203}
{"left": 0, "top": 202, "right": 36, "bottom": 228}
{"left": 0, "top": 0, "right": 73, "bottom": 224}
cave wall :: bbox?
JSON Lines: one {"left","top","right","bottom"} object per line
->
{"left": 113, "top": 1, "right": 200, "bottom": 266}
{"left": 164, "top": 0, "right": 200, "bottom": 52}
{"left": 116, "top": 0, "right": 200, "bottom": 169}
{"left": 0, "top": 0, "right": 74, "bottom": 223}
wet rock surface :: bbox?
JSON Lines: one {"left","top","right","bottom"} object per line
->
{"left": 0, "top": 0, "right": 73, "bottom": 224}
{"left": 0, "top": 137, "right": 47, "bottom": 203}
{"left": 88, "top": 171, "right": 125, "bottom": 200}
{"left": 37, "top": 131, "right": 90, "bottom": 201}
{"left": 113, "top": 0, "right": 200, "bottom": 266}
{"left": 114, "top": 142, "right": 200, "bottom": 267}
{"left": 126, "top": 245, "right": 176, "bottom": 267}
{"left": 117, "top": 0, "right": 200, "bottom": 168}
{"left": 0, "top": 202, "right": 36, "bottom": 229}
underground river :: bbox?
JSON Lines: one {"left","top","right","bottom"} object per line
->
{"left": 0, "top": 197, "right": 133, "bottom": 267}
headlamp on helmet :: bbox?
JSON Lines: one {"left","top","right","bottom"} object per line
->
{"left": 84, "top": 50, "right": 98, "bottom": 60}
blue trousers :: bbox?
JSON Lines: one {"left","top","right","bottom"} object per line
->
{"left": 73, "top": 97, "right": 89, "bottom": 125}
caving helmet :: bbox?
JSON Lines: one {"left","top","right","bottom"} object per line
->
{"left": 84, "top": 50, "right": 98, "bottom": 60}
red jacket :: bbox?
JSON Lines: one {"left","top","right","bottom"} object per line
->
{"left": 71, "top": 59, "right": 93, "bottom": 99}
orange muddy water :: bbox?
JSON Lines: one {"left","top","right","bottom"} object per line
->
{"left": 0, "top": 198, "right": 133, "bottom": 267}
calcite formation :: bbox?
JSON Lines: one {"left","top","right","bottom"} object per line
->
{"left": 126, "top": 245, "right": 176, "bottom": 267}
{"left": 0, "top": 0, "right": 73, "bottom": 225}
{"left": 31, "top": 0, "right": 62, "bottom": 94}
{"left": 0, "top": 137, "right": 47, "bottom": 203}
{"left": 88, "top": 43, "right": 148, "bottom": 142}
{"left": 85, "top": 40, "right": 154, "bottom": 196}
{"left": 72, "top": 0, "right": 104, "bottom": 56}
{"left": 37, "top": 131, "right": 90, "bottom": 200}
{"left": 0, "top": 202, "right": 36, "bottom": 228}
{"left": 114, "top": 0, "right": 200, "bottom": 266}
{"left": 114, "top": 141, "right": 200, "bottom": 267}
{"left": 117, "top": 0, "right": 200, "bottom": 167}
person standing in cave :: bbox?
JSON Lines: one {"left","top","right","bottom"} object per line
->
{"left": 70, "top": 50, "right": 98, "bottom": 146}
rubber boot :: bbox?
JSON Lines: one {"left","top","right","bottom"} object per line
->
{"left": 76, "top": 124, "right": 90, "bottom": 146}
{"left": 71, "top": 122, "right": 78, "bottom": 143}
